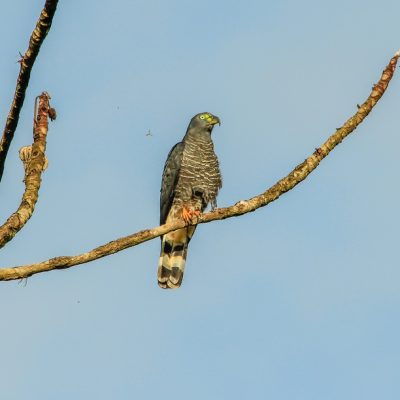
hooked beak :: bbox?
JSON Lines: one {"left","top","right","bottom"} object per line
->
{"left": 207, "top": 115, "right": 221, "bottom": 126}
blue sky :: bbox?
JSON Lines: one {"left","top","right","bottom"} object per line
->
{"left": 1, "top": 1, "right": 400, "bottom": 399}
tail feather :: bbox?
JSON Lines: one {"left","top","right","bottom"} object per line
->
{"left": 157, "top": 229, "right": 191, "bottom": 289}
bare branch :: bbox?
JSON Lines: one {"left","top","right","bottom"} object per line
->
{"left": 0, "top": 0, "right": 58, "bottom": 182}
{"left": 0, "top": 51, "right": 398, "bottom": 282}
{"left": 0, "top": 92, "right": 55, "bottom": 249}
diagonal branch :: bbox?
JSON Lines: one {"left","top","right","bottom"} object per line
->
{"left": 0, "top": 50, "right": 398, "bottom": 282}
{"left": 0, "top": 92, "right": 55, "bottom": 250}
{"left": 0, "top": 0, "right": 58, "bottom": 182}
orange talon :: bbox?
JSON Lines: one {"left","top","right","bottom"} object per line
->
{"left": 181, "top": 207, "right": 201, "bottom": 224}
{"left": 182, "top": 207, "right": 192, "bottom": 223}
{"left": 193, "top": 209, "right": 201, "bottom": 218}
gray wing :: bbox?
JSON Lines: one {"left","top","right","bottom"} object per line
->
{"left": 160, "top": 142, "right": 184, "bottom": 224}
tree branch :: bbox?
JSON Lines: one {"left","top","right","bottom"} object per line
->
{"left": 0, "top": 0, "right": 58, "bottom": 182}
{"left": 0, "top": 92, "right": 55, "bottom": 250}
{"left": 0, "top": 50, "right": 398, "bottom": 282}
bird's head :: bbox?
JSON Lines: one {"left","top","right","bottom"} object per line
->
{"left": 189, "top": 112, "right": 221, "bottom": 133}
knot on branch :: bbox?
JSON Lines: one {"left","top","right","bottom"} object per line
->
{"left": 17, "top": 51, "right": 27, "bottom": 68}
{"left": 19, "top": 145, "right": 32, "bottom": 164}
{"left": 19, "top": 145, "right": 48, "bottom": 180}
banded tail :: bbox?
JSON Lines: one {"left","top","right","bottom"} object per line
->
{"left": 157, "top": 227, "right": 194, "bottom": 289}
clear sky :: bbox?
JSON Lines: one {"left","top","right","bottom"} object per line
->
{"left": 1, "top": 1, "right": 400, "bottom": 399}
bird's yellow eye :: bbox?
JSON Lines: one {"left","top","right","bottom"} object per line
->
{"left": 200, "top": 115, "right": 205, "bottom": 120}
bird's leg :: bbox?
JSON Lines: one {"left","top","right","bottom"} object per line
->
{"left": 181, "top": 206, "right": 201, "bottom": 224}
{"left": 181, "top": 207, "right": 192, "bottom": 223}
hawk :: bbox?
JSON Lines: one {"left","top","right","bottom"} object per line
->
{"left": 158, "top": 112, "right": 222, "bottom": 289}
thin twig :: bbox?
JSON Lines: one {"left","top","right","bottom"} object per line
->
{"left": 0, "top": 0, "right": 58, "bottom": 182}
{"left": 0, "top": 50, "right": 398, "bottom": 281}
{"left": 0, "top": 92, "right": 55, "bottom": 249}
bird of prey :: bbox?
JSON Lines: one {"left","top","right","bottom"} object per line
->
{"left": 158, "top": 112, "right": 222, "bottom": 289}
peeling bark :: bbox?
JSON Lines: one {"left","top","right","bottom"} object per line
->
{"left": 0, "top": 92, "right": 55, "bottom": 250}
